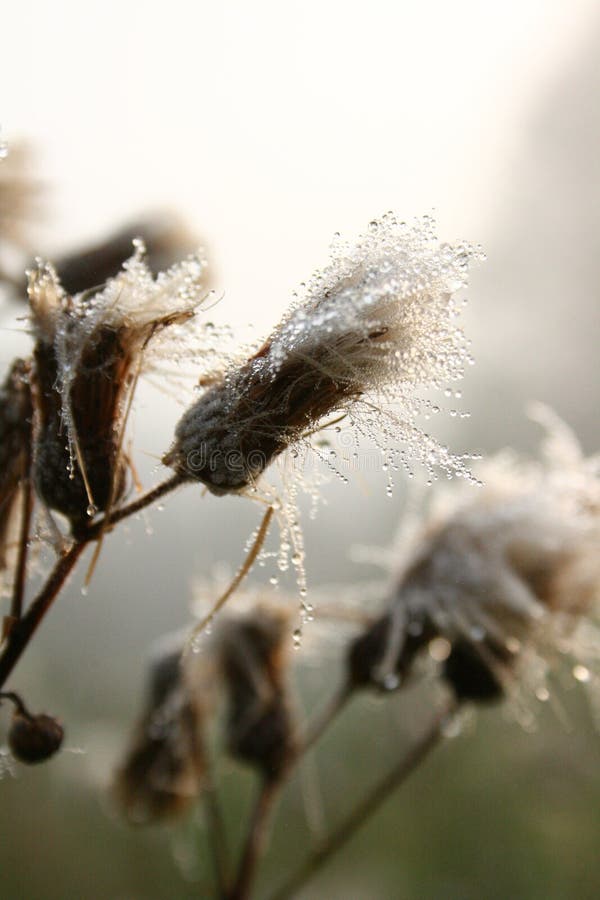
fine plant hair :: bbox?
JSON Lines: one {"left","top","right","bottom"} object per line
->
{"left": 1, "top": 141, "right": 599, "bottom": 899}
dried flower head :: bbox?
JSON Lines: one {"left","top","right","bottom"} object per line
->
{"left": 54, "top": 213, "right": 205, "bottom": 297}
{"left": 218, "top": 606, "right": 295, "bottom": 780}
{"left": 164, "top": 214, "right": 483, "bottom": 495}
{"left": 27, "top": 243, "right": 208, "bottom": 527}
{"left": 348, "top": 407, "right": 600, "bottom": 708}
{"left": 113, "top": 635, "right": 210, "bottom": 824}
{"left": 0, "top": 359, "right": 32, "bottom": 581}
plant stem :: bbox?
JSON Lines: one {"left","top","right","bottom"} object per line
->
{"left": 0, "top": 541, "right": 86, "bottom": 688}
{"left": 11, "top": 476, "right": 33, "bottom": 621}
{"left": 203, "top": 759, "right": 231, "bottom": 898}
{"left": 227, "top": 778, "right": 279, "bottom": 900}
{"left": 226, "top": 681, "right": 353, "bottom": 900}
{"left": 0, "top": 473, "right": 185, "bottom": 688}
{"left": 267, "top": 697, "right": 458, "bottom": 900}
{"left": 87, "top": 472, "right": 185, "bottom": 538}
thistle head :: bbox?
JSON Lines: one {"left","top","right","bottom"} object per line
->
{"left": 27, "top": 243, "right": 208, "bottom": 526}
{"left": 164, "top": 213, "right": 483, "bottom": 495}
{"left": 113, "top": 634, "right": 211, "bottom": 824}
{"left": 348, "top": 408, "right": 600, "bottom": 709}
{"left": 217, "top": 606, "right": 295, "bottom": 780}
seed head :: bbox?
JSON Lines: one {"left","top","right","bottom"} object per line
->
{"left": 348, "top": 407, "right": 600, "bottom": 707}
{"left": 164, "top": 214, "right": 483, "bottom": 494}
{"left": 54, "top": 213, "right": 205, "bottom": 297}
{"left": 218, "top": 606, "right": 295, "bottom": 780}
{"left": 8, "top": 711, "right": 64, "bottom": 764}
{"left": 27, "top": 243, "right": 208, "bottom": 527}
{"left": 113, "top": 636, "right": 210, "bottom": 824}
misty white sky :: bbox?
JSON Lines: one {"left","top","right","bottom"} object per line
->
{"left": 2, "top": 0, "right": 597, "bottom": 330}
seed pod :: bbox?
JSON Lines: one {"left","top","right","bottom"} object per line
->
{"left": 8, "top": 711, "right": 64, "bottom": 764}
{"left": 28, "top": 245, "right": 206, "bottom": 528}
{"left": 219, "top": 608, "right": 295, "bottom": 780}
{"left": 30, "top": 289, "right": 131, "bottom": 526}
{"left": 348, "top": 407, "right": 600, "bottom": 706}
{"left": 113, "top": 639, "right": 208, "bottom": 824}
{"left": 164, "top": 214, "right": 482, "bottom": 494}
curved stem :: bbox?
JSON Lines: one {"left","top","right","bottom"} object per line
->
{"left": 267, "top": 697, "right": 458, "bottom": 900}
{"left": 227, "top": 778, "right": 279, "bottom": 900}
{"left": 0, "top": 473, "right": 186, "bottom": 690}
{"left": 226, "top": 680, "right": 353, "bottom": 900}
{"left": 0, "top": 541, "right": 86, "bottom": 688}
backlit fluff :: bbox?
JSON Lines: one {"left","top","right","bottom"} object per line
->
{"left": 348, "top": 406, "right": 600, "bottom": 707}
{"left": 112, "top": 634, "right": 211, "bottom": 824}
{"left": 27, "top": 243, "right": 210, "bottom": 525}
{"left": 164, "top": 213, "right": 483, "bottom": 495}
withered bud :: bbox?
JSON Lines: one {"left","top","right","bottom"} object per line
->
{"left": 0, "top": 359, "right": 32, "bottom": 570}
{"left": 219, "top": 607, "right": 295, "bottom": 780}
{"left": 8, "top": 711, "right": 64, "bottom": 764}
{"left": 113, "top": 639, "right": 208, "bottom": 825}
{"left": 54, "top": 214, "right": 203, "bottom": 297}
{"left": 164, "top": 214, "right": 481, "bottom": 495}
{"left": 28, "top": 245, "right": 206, "bottom": 527}
{"left": 349, "top": 407, "right": 600, "bottom": 707}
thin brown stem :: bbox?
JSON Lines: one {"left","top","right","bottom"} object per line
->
{"left": 0, "top": 541, "right": 87, "bottom": 688}
{"left": 11, "top": 476, "right": 33, "bottom": 621}
{"left": 226, "top": 680, "right": 352, "bottom": 900}
{"left": 0, "top": 690, "right": 30, "bottom": 718}
{"left": 86, "top": 472, "right": 186, "bottom": 539}
{"left": 298, "top": 682, "right": 352, "bottom": 755}
{"left": 267, "top": 697, "right": 458, "bottom": 900}
{"left": 0, "top": 473, "right": 186, "bottom": 690}
{"left": 189, "top": 505, "right": 274, "bottom": 644}
{"left": 227, "top": 778, "right": 279, "bottom": 900}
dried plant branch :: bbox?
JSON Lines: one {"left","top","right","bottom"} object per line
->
{"left": 10, "top": 475, "right": 33, "bottom": 621}
{"left": 0, "top": 472, "right": 186, "bottom": 688}
{"left": 267, "top": 696, "right": 458, "bottom": 900}
{"left": 0, "top": 541, "right": 86, "bottom": 688}
{"left": 225, "top": 679, "right": 352, "bottom": 900}
{"left": 227, "top": 777, "right": 280, "bottom": 900}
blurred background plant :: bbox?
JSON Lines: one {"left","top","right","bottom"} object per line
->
{"left": 1, "top": 1, "right": 599, "bottom": 898}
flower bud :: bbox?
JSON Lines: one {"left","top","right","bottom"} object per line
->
{"left": 219, "top": 607, "right": 295, "bottom": 780}
{"left": 8, "top": 711, "right": 64, "bottom": 764}
{"left": 113, "top": 638, "right": 209, "bottom": 824}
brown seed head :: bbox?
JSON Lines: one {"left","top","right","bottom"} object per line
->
{"left": 218, "top": 607, "right": 295, "bottom": 780}
{"left": 113, "top": 640, "right": 208, "bottom": 825}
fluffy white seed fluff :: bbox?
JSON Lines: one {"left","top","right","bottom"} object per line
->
{"left": 169, "top": 213, "right": 484, "bottom": 492}
{"left": 385, "top": 406, "right": 600, "bottom": 707}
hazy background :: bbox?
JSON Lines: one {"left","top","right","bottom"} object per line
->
{"left": 1, "top": 2, "right": 599, "bottom": 898}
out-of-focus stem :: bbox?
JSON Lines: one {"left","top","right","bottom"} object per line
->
{"left": 226, "top": 680, "right": 353, "bottom": 900}
{"left": 267, "top": 697, "right": 458, "bottom": 900}
{"left": 0, "top": 541, "right": 86, "bottom": 688}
